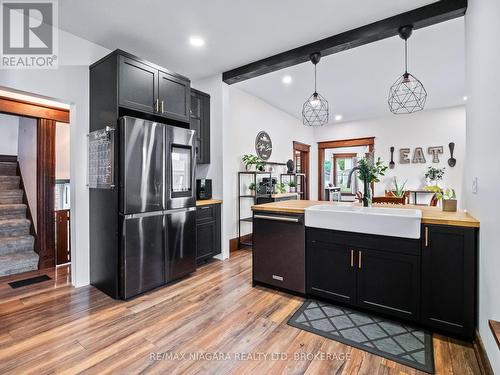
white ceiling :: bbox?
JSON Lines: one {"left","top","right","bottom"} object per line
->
{"left": 58, "top": 0, "right": 438, "bottom": 80}
{"left": 235, "top": 17, "right": 465, "bottom": 124}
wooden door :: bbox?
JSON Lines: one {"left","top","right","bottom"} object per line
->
{"left": 55, "top": 209, "right": 71, "bottom": 265}
{"left": 357, "top": 248, "right": 420, "bottom": 321}
{"left": 293, "top": 141, "right": 310, "bottom": 199}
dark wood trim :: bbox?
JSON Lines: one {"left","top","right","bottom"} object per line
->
{"left": 222, "top": 0, "right": 467, "bottom": 84}
{"left": 473, "top": 329, "right": 495, "bottom": 375}
{"left": 293, "top": 141, "right": 310, "bottom": 200}
{"left": 16, "top": 162, "right": 38, "bottom": 256}
{"left": 489, "top": 320, "right": 500, "bottom": 350}
{"left": 0, "top": 155, "right": 18, "bottom": 162}
{"left": 318, "top": 137, "right": 375, "bottom": 200}
{"left": 230, "top": 233, "right": 252, "bottom": 252}
{"left": 55, "top": 209, "right": 71, "bottom": 265}
{"left": 293, "top": 141, "right": 310, "bottom": 152}
{"left": 36, "top": 119, "right": 56, "bottom": 269}
{"left": 0, "top": 96, "right": 69, "bottom": 123}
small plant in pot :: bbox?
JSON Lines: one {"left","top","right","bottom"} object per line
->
{"left": 425, "top": 185, "right": 457, "bottom": 212}
{"left": 288, "top": 180, "right": 297, "bottom": 193}
{"left": 391, "top": 177, "right": 407, "bottom": 198}
{"left": 248, "top": 182, "right": 256, "bottom": 196}
{"left": 275, "top": 182, "right": 287, "bottom": 194}
{"left": 242, "top": 154, "right": 265, "bottom": 171}
{"left": 425, "top": 166, "right": 445, "bottom": 186}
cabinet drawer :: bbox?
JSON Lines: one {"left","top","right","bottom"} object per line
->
{"left": 196, "top": 204, "right": 217, "bottom": 222}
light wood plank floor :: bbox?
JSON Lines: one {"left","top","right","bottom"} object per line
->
{"left": 0, "top": 250, "right": 481, "bottom": 374}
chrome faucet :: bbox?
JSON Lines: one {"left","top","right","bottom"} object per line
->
{"left": 347, "top": 167, "right": 371, "bottom": 207}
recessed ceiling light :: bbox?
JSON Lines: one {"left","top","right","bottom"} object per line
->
{"left": 335, "top": 115, "right": 343, "bottom": 121}
{"left": 463, "top": 96, "right": 468, "bottom": 101}
{"left": 282, "top": 75, "right": 292, "bottom": 85}
{"left": 189, "top": 36, "right": 205, "bottom": 47}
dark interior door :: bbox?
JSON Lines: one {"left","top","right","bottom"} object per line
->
{"left": 165, "top": 208, "right": 196, "bottom": 282}
{"left": 55, "top": 209, "right": 70, "bottom": 265}
{"left": 122, "top": 214, "right": 165, "bottom": 299}
{"left": 307, "top": 241, "right": 357, "bottom": 303}
{"left": 158, "top": 71, "right": 190, "bottom": 122}
{"left": 119, "top": 56, "right": 157, "bottom": 114}
{"left": 357, "top": 249, "right": 420, "bottom": 321}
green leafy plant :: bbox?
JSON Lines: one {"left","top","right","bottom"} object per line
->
{"left": 391, "top": 177, "right": 408, "bottom": 198}
{"left": 425, "top": 166, "right": 445, "bottom": 182}
{"left": 275, "top": 182, "right": 287, "bottom": 194}
{"left": 288, "top": 180, "right": 297, "bottom": 188}
{"left": 425, "top": 185, "right": 456, "bottom": 200}
{"left": 357, "top": 154, "right": 388, "bottom": 184}
{"left": 248, "top": 182, "right": 256, "bottom": 192}
{"left": 242, "top": 154, "right": 265, "bottom": 171}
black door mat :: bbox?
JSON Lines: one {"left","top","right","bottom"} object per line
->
{"left": 288, "top": 300, "right": 434, "bottom": 374}
{"left": 8, "top": 275, "right": 51, "bottom": 289}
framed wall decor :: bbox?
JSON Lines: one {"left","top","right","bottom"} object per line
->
{"left": 255, "top": 131, "right": 273, "bottom": 160}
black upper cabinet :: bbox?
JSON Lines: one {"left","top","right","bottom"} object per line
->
{"left": 421, "top": 225, "right": 477, "bottom": 339}
{"left": 307, "top": 241, "right": 356, "bottom": 303}
{"left": 190, "top": 89, "right": 210, "bottom": 164}
{"left": 114, "top": 50, "right": 190, "bottom": 123}
{"left": 357, "top": 249, "right": 420, "bottom": 321}
{"left": 158, "top": 71, "right": 190, "bottom": 123}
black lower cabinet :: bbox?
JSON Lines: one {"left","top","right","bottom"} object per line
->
{"left": 421, "top": 225, "right": 477, "bottom": 339}
{"left": 307, "top": 229, "right": 420, "bottom": 322}
{"left": 196, "top": 203, "right": 221, "bottom": 264}
{"left": 307, "top": 241, "right": 356, "bottom": 303}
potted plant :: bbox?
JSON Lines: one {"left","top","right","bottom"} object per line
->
{"left": 275, "top": 182, "right": 287, "bottom": 194}
{"left": 425, "top": 166, "right": 445, "bottom": 186}
{"left": 288, "top": 180, "right": 297, "bottom": 193}
{"left": 391, "top": 177, "right": 407, "bottom": 198}
{"left": 248, "top": 182, "right": 256, "bottom": 196}
{"left": 425, "top": 185, "right": 457, "bottom": 212}
{"left": 242, "top": 154, "right": 265, "bottom": 171}
{"left": 356, "top": 154, "right": 388, "bottom": 206}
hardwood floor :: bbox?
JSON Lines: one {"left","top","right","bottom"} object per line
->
{"left": 0, "top": 250, "right": 482, "bottom": 374}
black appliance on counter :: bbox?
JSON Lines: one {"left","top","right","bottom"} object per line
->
{"left": 196, "top": 179, "right": 212, "bottom": 200}
{"left": 258, "top": 177, "right": 276, "bottom": 195}
{"left": 90, "top": 116, "right": 196, "bottom": 299}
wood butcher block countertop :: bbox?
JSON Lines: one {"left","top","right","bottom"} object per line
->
{"left": 196, "top": 199, "right": 223, "bottom": 207}
{"left": 251, "top": 200, "right": 480, "bottom": 228}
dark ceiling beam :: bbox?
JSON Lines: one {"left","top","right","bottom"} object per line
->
{"left": 222, "top": 0, "right": 467, "bottom": 85}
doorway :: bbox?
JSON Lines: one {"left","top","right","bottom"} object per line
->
{"left": 318, "top": 137, "right": 374, "bottom": 201}
{"left": 293, "top": 141, "right": 310, "bottom": 200}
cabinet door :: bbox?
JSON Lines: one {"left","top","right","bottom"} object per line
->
{"left": 307, "top": 241, "right": 356, "bottom": 303}
{"left": 421, "top": 225, "right": 476, "bottom": 338}
{"left": 196, "top": 221, "right": 216, "bottom": 261}
{"left": 190, "top": 93, "right": 202, "bottom": 163}
{"left": 199, "top": 93, "right": 210, "bottom": 164}
{"left": 119, "top": 56, "right": 157, "bottom": 114}
{"left": 158, "top": 71, "right": 190, "bottom": 122}
{"left": 357, "top": 249, "right": 420, "bottom": 321}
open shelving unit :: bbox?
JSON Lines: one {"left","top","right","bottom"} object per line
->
{"left": 238, "top": 171, "right": 272, "bottom": 248}
{"left": 280, "top": 173, "right": 306, "bottom": 200}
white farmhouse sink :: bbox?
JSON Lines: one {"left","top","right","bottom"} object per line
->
{"left": 305, "top": 204, "right": 422, "bottom": 239}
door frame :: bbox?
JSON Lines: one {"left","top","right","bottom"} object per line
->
{"left": 0, "top": 95, "right": 69, "bottom": 269}
{"left": 317, "top": 137, "right": 374, "bottom": 200}
{"left": 293, "top": 141, "right": 310, "bottom": 200}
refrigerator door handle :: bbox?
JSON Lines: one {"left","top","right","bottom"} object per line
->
{"left": 123, "top": 211, "right": 165, "bottom": 220}
{"left": 163, "top": 207, "right": 197, "bottom": 215}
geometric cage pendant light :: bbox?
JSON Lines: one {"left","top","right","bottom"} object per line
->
{"left": 388, "top": 25, "right": 427, "bottom": 114}
{"left": 302, "top": 52, "right": 329, "bottom": 126}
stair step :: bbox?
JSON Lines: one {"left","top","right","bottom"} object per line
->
{"left": 0, "top": 162, "right": 17, "bottom": 176}
{"left": 0, "top": 190, "right": 23, "bottom": 205}
{"left": 0, "top": 235, "right": 34, "bottom": 255}
{"left": 0, "top": 204, "right": 27, "bottom": 219}
{"left": 0, "top": 219, "right": 30, "bottom": 238}
{"left": 0, "top": 251, "right": 39, "bottom": 277}
{"left": 0, "top": 176, "right": 20, "bottom": 190}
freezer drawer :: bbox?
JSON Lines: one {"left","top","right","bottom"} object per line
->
{"left": 121, "top": 214, "right": 165, "bottom": 299}
{"left": 120, "top": 117, "right": 164, "bottom": 214}
{"left": 253, "top": 213, "right": 305, "bottom": 294}
{"left": 165, "top": 208, "right": 197, "bottom": 282}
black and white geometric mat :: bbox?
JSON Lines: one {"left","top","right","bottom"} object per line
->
{"left": 288, "top": 300, "right": 434, "bottom": 373}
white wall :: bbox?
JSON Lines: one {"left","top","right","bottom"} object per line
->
{"left": 0, "top": 114, "right": 19, "bottom": 156}
{"left": 0, "top": 28, "right": 110, "bottom": 287}
{"left": 314, "top": 106, "right": 466, "bottom": 205}
{"left": 465, "top": 0, "right": 500, "bottom": 371}
{"left": 224, "top": 86, "right": 316, "bottom": 246}
{"left": 55, "top": 122, "right": 70, "bottom": 180}
{"left": 17, "top": 117, "right": 37, "bottom": 229}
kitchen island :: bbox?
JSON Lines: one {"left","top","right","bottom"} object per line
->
{"left": 251, "top": 200, "right": 479, "bottom": 340}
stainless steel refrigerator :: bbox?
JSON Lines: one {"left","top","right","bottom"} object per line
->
{"left": 119, "top": 116, "right": 196, "bottom": 299}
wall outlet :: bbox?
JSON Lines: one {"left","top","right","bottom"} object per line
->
{"left": 472, "top": 177, "right": 478, "bottom": 194}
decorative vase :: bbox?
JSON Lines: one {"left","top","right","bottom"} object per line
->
{"left": 442, "top": 199, "right": 457, "bottom": 212}
{"left": 289, "top": 186, "right": 296, "bottom": 193}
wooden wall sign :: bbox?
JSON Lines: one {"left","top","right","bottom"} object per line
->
{"left": 412, "top": 147, "right": 426, "bottom": 164}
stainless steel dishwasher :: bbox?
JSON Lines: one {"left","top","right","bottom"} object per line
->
{"left": 252, "top": 212, "right": 305, "bottom": 295}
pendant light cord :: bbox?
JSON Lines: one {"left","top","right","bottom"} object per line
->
{"left": 404, "top": 39, "right": 408, "bottom": 74}
{"left": 314, "top": 64, "right": 317, "bottom": 93}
